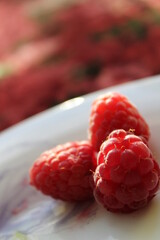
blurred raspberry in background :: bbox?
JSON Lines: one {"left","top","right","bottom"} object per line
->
{"left": 0, "top": 0, "right": 160, "bottom": 131}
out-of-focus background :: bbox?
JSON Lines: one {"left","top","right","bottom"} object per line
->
{"left": 0, "top": 0, "right": 160, "bottom": 131}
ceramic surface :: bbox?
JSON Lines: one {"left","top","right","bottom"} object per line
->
{"left": 0, "top": 76, "right": 160, "bottom": 240}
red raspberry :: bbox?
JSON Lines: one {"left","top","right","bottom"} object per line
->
{"left": 30, "top": 141, "right": 94, "bottom": 201}
{"left": 89, "top": 92, "right": 150, "bottom": 151}
{"left": 93, "top": 129, "right": 160, "bottom": 213}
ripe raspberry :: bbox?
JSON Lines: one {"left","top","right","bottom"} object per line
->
{"left": 30, "top": 141, "right": 94, "bottom": 201}
{"left": 89, "top": 92, "right": 150, "bottom": 151}
{"left": 93, "top": 129, "right": 160, "bottom": 213}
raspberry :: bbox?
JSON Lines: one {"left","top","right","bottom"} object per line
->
{"left": 30, "top": 141, "right": 94, "bottom": 201}
{"left": 89, "top": 92, "right": 150, "bottom": 151}
{"left": 93, "top": 129, "right": 160, "bottom": 213}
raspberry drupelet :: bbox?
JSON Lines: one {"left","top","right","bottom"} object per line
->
{"left": 93, "top": 129, "right": 160, "bottom": 213}
{"left": 89, "top": 92, "right": 150, "bottom": 152}
{"left": 30, "top": 141, "right": 94, "bottom": 201}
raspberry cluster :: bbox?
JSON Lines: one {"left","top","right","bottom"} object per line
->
{"left": 30, "top": 141, "right": 94, "bottom": 201}
{"left": 94, "top": 129, "right": 160, "bottom": 213}
{"left": 30, "top": 92, "right": 160, "bottom": 213}
{"left": 89, "top": 92, "right": 150, "bottom": 152}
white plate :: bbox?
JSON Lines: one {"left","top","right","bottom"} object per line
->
{"left": 0, "top": 76, "right": 160, "bottom": 240}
